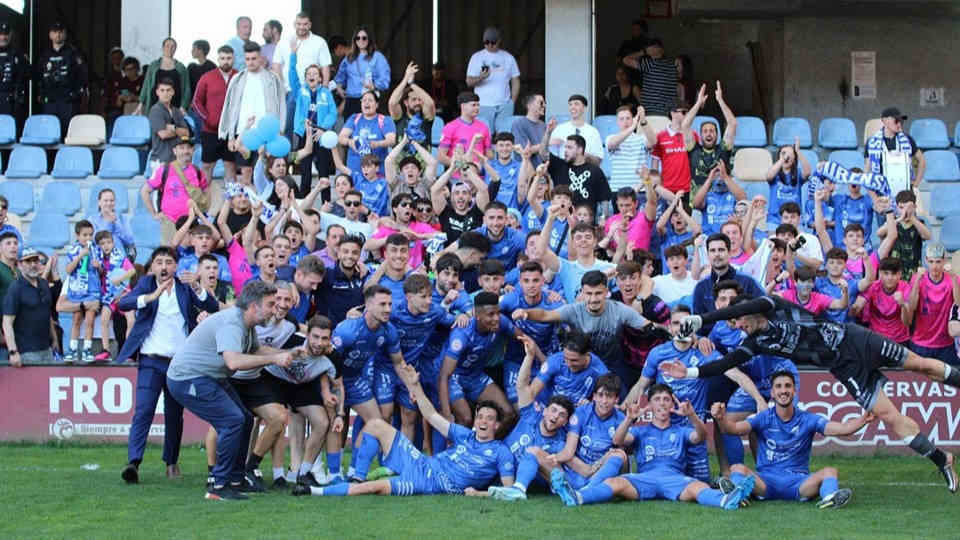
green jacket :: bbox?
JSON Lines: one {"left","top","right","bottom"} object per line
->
{"left": 139, "top": 58, "right": 191, "bottom": 111}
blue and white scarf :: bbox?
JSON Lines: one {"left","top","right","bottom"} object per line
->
{"left": 808, "top": 160, "right": 891, "bottom": 198}
{"left": 866, "top": 128, "right": 913, "bottom": 177}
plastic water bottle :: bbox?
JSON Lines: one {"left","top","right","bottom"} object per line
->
{"left": 364, "top": 68, "right": 373, "bottom": 88}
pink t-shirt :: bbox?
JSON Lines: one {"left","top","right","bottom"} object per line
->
{"left": 438, "top": 118, "right": 491, "bottom": 165}
{"left": 730, "top": 249, "right": 752, "bottom": 266}
{"left": 843, "top": 252, "right": 879, "bottom": 282}
{"left": 226, "top": 239, "right": 254, "bottom": 294}
{"left": 861, "top": 280, "right": 911, "bottom": 343}
{"left": 147, "top": 163, "right": 209, "bottom": 222}
{"left": 372, "top": 222, "right": 437, "bottom": 270}
{"left": 603, "top": 212, "right": 654, "bottom": 251}
{"left": 781, "top": 288, "right": 834, "bottom": 315}
{"left": 910, "top": 272, "right": 956, "bottom": 348}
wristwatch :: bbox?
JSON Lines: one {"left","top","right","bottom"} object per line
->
{"left": 640, "top": 121, "right": 648, "bottom": 126}
{"left": 8, "top": 350, "right": 18, "bottom": 356}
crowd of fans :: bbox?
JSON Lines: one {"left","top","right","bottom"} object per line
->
{"left": 0, "top": 10, "right": 958, "bottom": 502}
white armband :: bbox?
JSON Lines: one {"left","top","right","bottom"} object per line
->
{"left": 686, "top": 367, "right": 700, "bottom": 379}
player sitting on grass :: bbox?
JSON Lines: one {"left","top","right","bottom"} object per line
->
{"left": 662, "top": 294, "right": 960, "bottom": 492}
{"left": 484, "top": 336, "right": 575, "bottom": 501}
{"left": 711, "top": 370, "right": 875, "bottom": 508}
{"left": 292, "top": 363, "right": 514, "bottom": 497}
{"left": 551, "top": 384, "right": 753, "bottom": 509}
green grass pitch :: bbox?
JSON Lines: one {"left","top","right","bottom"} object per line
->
{"left": 1, "top": 442, "right": 956, "bottom": 539}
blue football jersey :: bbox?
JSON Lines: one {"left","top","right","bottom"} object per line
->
{"left": 331, "top": 317, "right": 401, "bottom": 378}
{"left": 569, "top": 402, "right": 625, "bottom": 464}
{"left": 444, "top": 316, "right": 516, "bottom": 374}
{"left": 504, "top": 403, "right": 569, "bottom": 460}
{"left": 747, "top": 408, "right": 827, "bottom": 474}
{"left": 642, "top": 342, "right": 719, "bottom": 418}
{"left": 434, "top": 423, "right": 515, "bottom": 491}
{"left": 535, "top": 351, "right": 609, "bottom": 405}
{"left": 628, "top": 423, "right": 695, "bottom": 474}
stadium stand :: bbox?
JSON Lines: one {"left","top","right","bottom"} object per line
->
{"left": 51, "top": 147, "right": 94, "bottom": 179}
{"left": 0, "top": 180, "right": 34, "bottom": 215}
{"left": 19, "top": 114, "right": 61, "bottom": 145}
{"left": 64, "top": 115, "right": 107, "bottom": 147}
{"left": 924, "top": 150, "right": 960, "bottom": 182}
{"left": 5, "top": 145, "right": 47, "bottom": 178}
{"left": 827, "top": 150, "right": 863, "bottom": 171}
{"left": 39, "top": 181, "right": 83, "bottom": 216}
{"left": 732, "top": 116, "right": 767, "bottom": 148}
{"left": 108, "top": 115, "right": 150, "bottom": 146}
{"left": 27, "top": 212, "right": 70, "bottom": 250}
{"left": 0, "top": 114, "right": 16, "bottom": 145}
{"left": 910, "top": 118, "right": 951, "bottom": 150}
{"left": 97, "top": 146, "right": 141, "bottom": 179}
{"left": 732, "top": 147, "right": 773, "bottom": 181}
{"left": 772, "top": 117, "right": 813, "bottom": 148}
{"left": 817, "top": 117, "right": 858, "bottom": 150}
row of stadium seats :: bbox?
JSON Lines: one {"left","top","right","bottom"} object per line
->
{"left": 0, "top": 114, "right": 151, "bottom": 147}
{"left": 3, "top": 145, "right": 141, "bottom": 179}
{"left": 589, "top": 114, "right": 960, "bottom": 151}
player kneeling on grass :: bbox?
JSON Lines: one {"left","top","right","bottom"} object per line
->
{"left": 711, "top": 370, "right": 875, "bottom": 509}
{"left": 551, "top": 384, "right": 752, "bottom": 510}
{"left": 292, "top": 363, "right": 515, "bottom": 497}
{"left": 265, "top": 315, "right": 347, "bottom": 488}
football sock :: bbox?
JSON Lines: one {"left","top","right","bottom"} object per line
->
{"left": 820, "top": 476, "right": 839, "bottom": 498}
{"left": 327, "top": 452, "right": 342, "bottom": 476}
{"left": 299, "top": 462, "right": 313, "bottom": 476}
{"left": 587, "top": 455, "right": 625, "bottom": 487}
{"left": 907, "top": 433, "right": 947, "bottom": 467}
{"left": 314, "top": 483, "right": 349, "bottom": 496}
{"left": 207, "top": 465, "right": 213, "bottom": 473}
{"left": 272, "top": 467, "right": 284, "bottom": 480}
{"left": 286, "top": 469, "right": 297, "bottom": 482}
{"left": 354, "top": 434, "right": 381, "bottom": 480}
{"left": 83, "top": 339, "right": 93, "bottom": 350}
{"left": 513, "top": 454, "right": 539, "bottom": 492}
{"left": 577, "top": 483, "right": 613, "bottom": 505}
{"left": 247, "top": 452, "right": 263, "bottom": 470}
{"left": 696, "top": 488, "right": 725, "bottom": 507}
{"left": 730, "top": 471, "right": 748, "bottom": 486}
{"left": 70, "top": 339, "right": 78, "bottom": 351}
{"left": 944, "top": 365, "right": 960, "bottom": 388}
{"left": 723, "top": 434, "right": 745, "bottom": 467}
{"left": 349, "top": 417, "right": 365, "bottom": 470}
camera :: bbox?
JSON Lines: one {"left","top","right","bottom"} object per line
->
{"left": 790, "top": 235, "right": 806, "bottom": 251}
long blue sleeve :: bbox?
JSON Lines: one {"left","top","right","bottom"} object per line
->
{"left": 317, "top": 88, "right": 337, "bottom": 129}
{"left": 372, "top": 52, "right": 391, "bottom": 91}
{"left": 288, "top": 52, "right": 301, "bottom": 91}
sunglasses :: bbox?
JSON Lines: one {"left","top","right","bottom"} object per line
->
{"left": 0, "top": 205, "right": 6, "bottom": 210}
{"left": 397, "top": 201, "right": 411, "bottom": 208}
{"left": 484, "top": 40, "right": 497, "bottom": 45}
{"left": 355, "top": 35, "right": 368, "bottom": 41}
{"left": 416, "top": 206, "right": 432, "bottom": 213}
{"left": 344, "top": 200, "right": 362, "bottom": 207}
{"left": 673, "top": 109, "right": 688, "bottom": 114}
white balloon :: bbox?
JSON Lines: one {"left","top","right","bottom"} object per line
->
{"left": 321, "top": 130, "right": 339, "bottom": 149}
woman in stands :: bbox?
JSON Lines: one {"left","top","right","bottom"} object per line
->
{"left": 764, "top": 138, "right": 812, "bottom": 226}
{"left": 137, "top": 37, "right": 190, "bottom": 114}
{"left": 600, "top": 65, "right": 641, "bottom": 115}
{"left": 333, "top": 26, "right": 391, "bottom": 118}
{"left": 88, "top": 189, "right": 135, "bottom": 259}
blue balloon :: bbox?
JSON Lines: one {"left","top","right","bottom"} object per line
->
{"left": 266, "top": 135, "right": 292, "bottom": 158}
{"left": 257, "top": 115, "right": 281, "bottom": 138}
{"left": 320, "top": 130, "right": 339, "bottom": 149}
{"left": 241, "top": 129, "right": 265, "bottom": 150}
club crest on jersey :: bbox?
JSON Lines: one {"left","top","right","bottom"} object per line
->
{"left": 484, "top": 449, "right": 493, "bottom": 456}
{"left": 608, "top": 427, "right": 616, "bottom": 438}
{"left": 539, "top": 363, "right": 549, "bottom": 374}
{"left": 377, "top": 336, "right": 385, "bottom": 346}
{"left": 569, "top": 415, "right": 578, "bottom": 426}
{"left": 332, "top": 336, "right": 343, "bottom": 347}
{"left": 669, "top": 433, "right": 677, "bottom": 442}
{"left": 450, "top": 339, "right": 464, "bottom": 352}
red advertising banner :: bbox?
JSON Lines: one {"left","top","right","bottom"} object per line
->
{"left": 2, "top": 367, "right": 959, "bottom": 454}
{"left": 1, "top": 366, "right": 210, "bottom": 443}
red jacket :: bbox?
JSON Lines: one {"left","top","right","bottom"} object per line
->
{"left": 191, "top": 68, "right": 236, "bottom": 134}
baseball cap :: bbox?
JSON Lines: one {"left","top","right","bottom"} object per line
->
{"left": 925, "top": 242, "right": 945, "bottom": 259}
{"left": 174, "top": 135, "right": 194, "bottom": 147}
{"left": 19, "top": 247, "right": 45, "bottom": 262}
{"left": 0, "top": 22, "right": 10, "bottom": 34}
{"left": 648, "top": 37, "right": 664, "bottom": 48}
{"left": 881, "top": 107, "right": 907, "bottom": 120}
{"left": 49, "top": 21, "right": 65, "bottom": 31}
{"left": 482, "top": 27, "right": 500, "bottom": 43}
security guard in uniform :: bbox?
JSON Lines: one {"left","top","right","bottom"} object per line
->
{"left": 0, "top": 22, "right": 28, "bottom": 124}
{"left": 34, "top": 21, "right": 86, "bottom": 136}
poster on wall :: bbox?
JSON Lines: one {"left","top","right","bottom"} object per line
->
{"left": 920, "top": 88, "right": 946, "bottom": 108}
{"left": 851, "top": 51, "right": 876, "bottom": 100}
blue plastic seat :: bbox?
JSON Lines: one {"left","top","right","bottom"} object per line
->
{"left": 20, "top": 114, "right": 61, "bottom": 145}
{"left": 29, "top": 212, "right": 70, "bottom": 249}
{"left": 51, "top": 146, "right": 94, "bottom": 178}
{"left": 593, "top": 115, "right": 619, "bottom": 143}
{"left": 0, "top": 181, "right": 34, "bottom": 215}
{"left": 692, "top": 115, "right": 721, "bottom": 137}
{"left": 800, "top": 149, "right": 820, "bottom": 170}
{"left": 39, "top": 181, "right": 82, "bottom": 215}
{"left": 213, "top": 160, "right": 225, "bottom": 178}
{"left": 98, "top": 146, "right": 141, "bottom": 179}
{"left": 772, "top": 117, "right": 813, "bottom": 148}
{"left": 909, "top": 118, "right": 950, "bottom": 150}
{"left": 942, "top": 216, "right": 960, "bottom": 251}
{"left": 0, "top": 114, "right": 15, "bottom": 144}
{"left": 431, "top": 117, "right": 445, "bottom": 144}
{"left": 930, "top": 184, "right": 960, "bottom": 218}
{"left": 827, "top": 150, "right": 865, "bottom": 172}
{"left": 184, "top": 114, "right": 196, "bottom": 134}
{"left": 742, "top": 181, "right": 769, "bottom": 202}
{"left": 4, "top": 146, "right": 47, "bottom": 178}
{"left": 924, "top": 150, "right": 960, "bottom": 183}
{"left": 817, "top": 118, "right": 857, "bottom": 149}
{"left": 87, "top": 181, "right": 130, "bottom": 215}
{"left": 131, "top": 213, "right": 162, "bottom": 264}
{"left": 733, "top": 116, "right": 766, "bottom": 148}
{"left": 954, "top": 122, "right": 960, "bottom": 147}
{"left": 492, "top": 114, "right": 512, "bottom": 136}
{"left": 109, "top": 115, "right": 150, "bottom": 146}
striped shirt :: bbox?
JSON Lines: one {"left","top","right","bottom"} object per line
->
{"left": 639, "top": 56, "right": 677, "bottom": 116}
{"left": 606, "top": 132, "right": 649, "bottom": 192}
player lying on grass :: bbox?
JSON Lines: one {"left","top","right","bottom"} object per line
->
{"left": 550, "top": 384, "right": 753, "bottom": 509}
{"left": 292, "top": 363, "right": 514, "bottom": 497}
{"left": 712, "top": 370, "right": 875, "bottom": 508}
{"left": 660, "top": 294, "right": 960, "bottom": 492}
